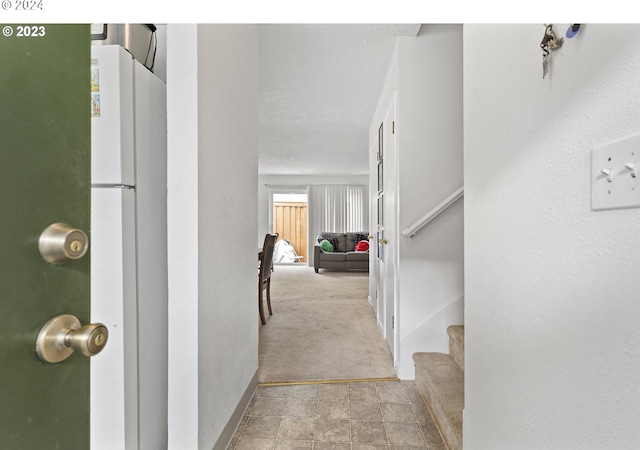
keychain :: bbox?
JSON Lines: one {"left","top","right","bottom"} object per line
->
{"left": 540, "top": 24, "right": 563, "bottom": 79}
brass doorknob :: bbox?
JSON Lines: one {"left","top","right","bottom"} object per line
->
{"left": 35, "top": 314, "right": 108, "bottom": 363}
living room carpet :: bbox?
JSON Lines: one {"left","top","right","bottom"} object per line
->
{"left": 258, "top": 265, "right": 396, "bottom": 383}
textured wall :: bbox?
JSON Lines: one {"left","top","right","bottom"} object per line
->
{"left": 396, "top": 25, "right": 464, "bottom": 379}
{"left": 464, "top": 24, "right": 640, "bottom": 449}
{"left": 167, "top": 24, "right": 259, "bottom": 450}
{"left": 196, "top": 24, "right": 259, "bottom": 450}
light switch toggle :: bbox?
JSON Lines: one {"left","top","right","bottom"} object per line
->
{"left": 601, "top": 168, "right": 612, "bottom": 182}
{"left": 624, "top": 163, "right": 637, "bottom": 178}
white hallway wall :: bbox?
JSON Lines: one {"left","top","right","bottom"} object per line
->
{"left": 369, "top": 25, "right": 464, "bottom": 379}
{"left": 396, "top": 25, "right": 464, "bottom": 380}
{"left": 166, "top": 24, "right": 259, "bottom": 450}
{"left": 464, "top": 24, "right": 640, "bottom": 448}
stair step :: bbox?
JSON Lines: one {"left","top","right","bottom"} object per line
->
{"left": 413, "top": 352, "right": 464, "bottom": 450}
{"left": 447, "top": 325, "right": 464, "bottom": 371}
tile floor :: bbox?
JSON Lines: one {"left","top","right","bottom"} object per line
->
{"left": 228, "top": 379, "right": 446, "bottom": 450}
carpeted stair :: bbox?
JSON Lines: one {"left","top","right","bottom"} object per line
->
{"left": 413, "top": 325, "right": 464, "bottom": 450}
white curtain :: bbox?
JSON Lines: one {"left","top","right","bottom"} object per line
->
{"left": 307, "top": 185, "right": 368, "bottom": 263}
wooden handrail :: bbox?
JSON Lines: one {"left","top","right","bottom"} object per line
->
{"left": 401, "top": 186, "right": 464, "bottom": 238}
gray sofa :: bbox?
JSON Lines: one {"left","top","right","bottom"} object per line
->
{"left": 314, "top": 232, "right": 370, "bottom": 273}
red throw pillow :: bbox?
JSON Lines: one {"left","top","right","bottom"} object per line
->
{"left": 355, "top": 240, "right": 369, "bottom": 252}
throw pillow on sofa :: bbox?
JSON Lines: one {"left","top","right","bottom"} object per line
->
{"left": 355, "top": 240, "right": 369, "bottom": 252}
{"left": 319, "top": 236, "right": 339, "bottom": 251}
{"left": 319, "top": 233, "right": 345, "bottom": 252}
{"left": 346, "top": 232, "right": 368, "bottom": 252}
{"left": 320, "top": 239, "right": 333, "bottom": 252}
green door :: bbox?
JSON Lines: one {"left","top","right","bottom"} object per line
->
{"left": 0, "top": 25, "right": 92, "bottom": 448}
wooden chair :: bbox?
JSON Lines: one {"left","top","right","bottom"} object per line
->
{"left": 259, "top": 233, "right": 278, "bottom": 325}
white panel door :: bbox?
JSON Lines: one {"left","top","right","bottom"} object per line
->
{"left": 383, "top": 99, "right": 397, "bottom": 358}
{"left": 376, "top": 96, "right": 397, "bottom": 358}
{"left": 369, "top": 138, "right": 380, "bottom": 323}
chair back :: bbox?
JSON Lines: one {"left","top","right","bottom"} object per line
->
{"left": 259, "top": 233, "right": 277, "bottom": 283}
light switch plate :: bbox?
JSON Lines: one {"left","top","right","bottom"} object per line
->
{"left": 592, "top": 134, "right": 640, "bottom": 211}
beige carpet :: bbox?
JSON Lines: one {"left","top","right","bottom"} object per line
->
{"left": 258, "top": 265, "right": 396, "bottom": 383}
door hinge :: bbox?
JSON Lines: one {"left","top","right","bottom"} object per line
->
{"left": 392, "top": 121, "right": 395, "bottom": 134}
{"left": 392, "top": 315, "right": 395, "bottom": 329}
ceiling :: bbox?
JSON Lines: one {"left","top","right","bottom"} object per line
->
{"left": 258, "top": 24, "right": 422, "bottom": 176}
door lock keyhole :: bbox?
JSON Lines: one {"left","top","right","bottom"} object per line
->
{"left": 36, "top": 314, "right": 108, "bottom": 363}
{"left": 39, "top": 223, "right": 89, "bottom": 265}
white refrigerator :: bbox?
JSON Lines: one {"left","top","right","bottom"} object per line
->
{"left": 90, "top": 44, "right": 168, "bottom": 450}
